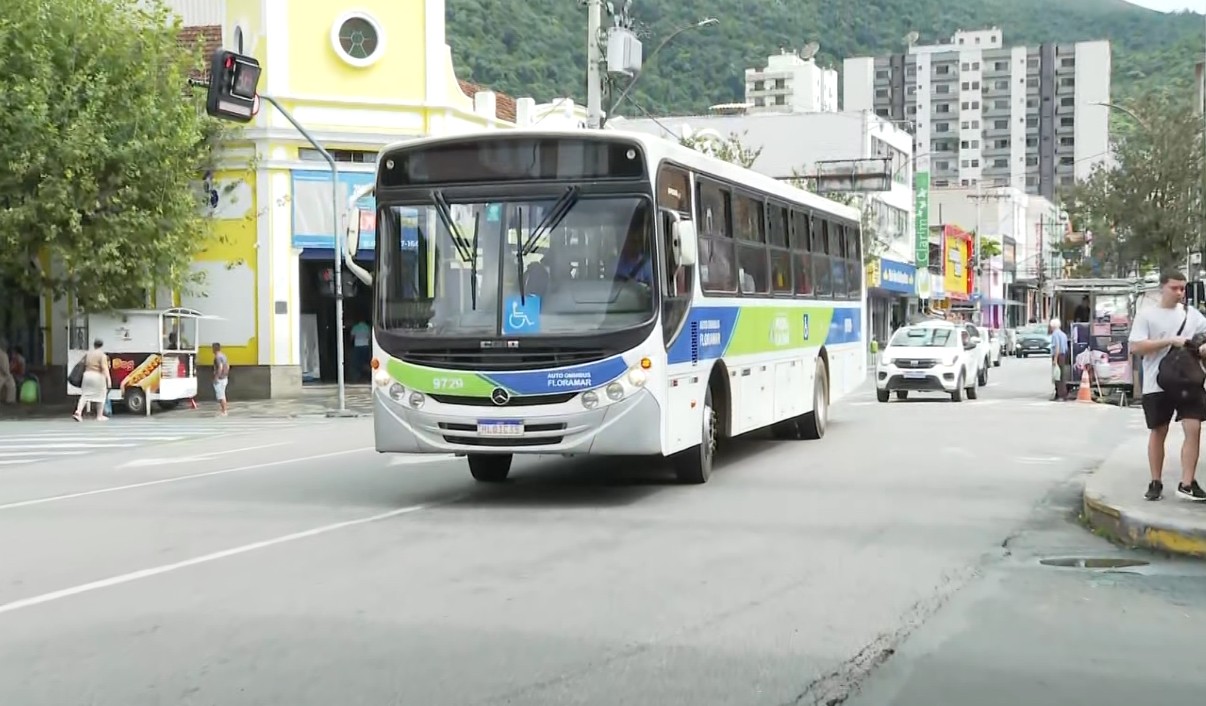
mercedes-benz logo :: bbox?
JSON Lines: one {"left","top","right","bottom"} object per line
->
{"left": 490, "top": 388, "right": 511, "bottom": 406}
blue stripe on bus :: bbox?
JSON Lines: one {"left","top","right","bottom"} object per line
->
{"left": 482, "top": 355, "right": 630, "bottom": 395}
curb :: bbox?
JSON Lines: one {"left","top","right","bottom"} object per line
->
{"left": 1083, "top": 490, "right": 1206, "bottom": 558}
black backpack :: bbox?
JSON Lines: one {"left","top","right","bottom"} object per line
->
{"left": 1156, "top": 308, "right": 1206, "bottom": 396}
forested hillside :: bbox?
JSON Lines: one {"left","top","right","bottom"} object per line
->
{"left": 447, "top": 0, "right": 1204, "bottom": 115}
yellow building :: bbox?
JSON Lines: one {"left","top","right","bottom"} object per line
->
{"left": 43, "top": 0, "right": 541, "bottom": 399}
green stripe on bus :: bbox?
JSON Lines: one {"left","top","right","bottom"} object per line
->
{"left": 724, "top": 307, "right": 836, "bottom": 356}
{"left": 385, "top": 358, "right": 498, "bottom": 396}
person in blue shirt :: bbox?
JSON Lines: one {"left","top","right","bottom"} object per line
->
{"left": 1049, "top": 317, "right": 1070, "bottom": 401}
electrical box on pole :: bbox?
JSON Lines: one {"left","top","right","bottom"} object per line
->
{"left": 205, "top": 50, "right": 262, "bottom": 123}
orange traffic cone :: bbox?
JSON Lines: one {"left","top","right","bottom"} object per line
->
{"left": 1076, "top": 369, "right": 1093, "bottom": 403}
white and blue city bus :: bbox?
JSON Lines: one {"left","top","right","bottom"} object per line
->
{"left": 365, "top": 129, "right": 866, "bottom": 484}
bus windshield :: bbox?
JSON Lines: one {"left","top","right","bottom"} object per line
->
{"left": 377, "top": 193, "right": 657, "bottom": 337}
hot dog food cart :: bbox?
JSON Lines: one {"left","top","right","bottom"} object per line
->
{"left": 66, "top": 307, "right": 204, "bottom": 415}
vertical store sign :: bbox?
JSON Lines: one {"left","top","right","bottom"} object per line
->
{"left": 913, "top": 171, "right": 929, "bottom": 268}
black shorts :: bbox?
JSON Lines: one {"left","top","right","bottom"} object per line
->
{"left": 1142, "top": 390, "right": 1206, "bottom": 429}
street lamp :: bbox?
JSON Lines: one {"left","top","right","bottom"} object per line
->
{"left": 600, "top": 18, "right": 718, "bottom": 127}
{"left": 1094, "top": 101, "right": 1149, "bottom": 131}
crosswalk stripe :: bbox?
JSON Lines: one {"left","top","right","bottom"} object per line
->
{"left": 0, "top": 451, "right": 90, "bottom": 457}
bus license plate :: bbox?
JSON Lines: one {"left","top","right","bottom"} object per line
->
{"left": 477, "top": 420, "right": 524, "bottom": 437}
{"left": 903, "top": 371, "right": 926, "bottom": 379}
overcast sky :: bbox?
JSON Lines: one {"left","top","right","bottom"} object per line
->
{"left": 1127, "top": 0, "right": 1205, "bottom": 12}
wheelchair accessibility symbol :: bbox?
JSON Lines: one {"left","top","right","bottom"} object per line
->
{"left": 503, "top": 294, "right": 541, "bottom": 335}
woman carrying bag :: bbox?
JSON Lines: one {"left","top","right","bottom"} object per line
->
{"left": 71, "top": 339, "right": 110, "bottom": 422}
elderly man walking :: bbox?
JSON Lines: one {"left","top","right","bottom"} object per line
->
{"left": 1049, "top": 318, "right": 1070, "bottom": 401}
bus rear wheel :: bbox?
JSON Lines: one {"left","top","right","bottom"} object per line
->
{"left": 798, "top": 358, "right": 828, "bottom": 440}
{"left": 674, "top": 386, "right": 716, "bottom": 484}
{"left": 467, "top": 454, "right": 512, "bottom": 483}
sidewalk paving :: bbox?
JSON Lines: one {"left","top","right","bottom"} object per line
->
{"left": 0, "top": 384, "right": 374, "bottom": 421}
{"left": 1083, "top": 430, "right": 1206, "bottom": 558}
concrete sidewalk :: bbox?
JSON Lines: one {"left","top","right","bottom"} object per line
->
{"left": 1083, "top": 429, "right": 1206, "bottom": 558}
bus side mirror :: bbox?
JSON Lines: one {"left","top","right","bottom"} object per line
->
{"left": 673, "top": 220, "right": 698, "bottom": 267}
{"left": 345, "top": 209, "right": 361, "bottom": 255}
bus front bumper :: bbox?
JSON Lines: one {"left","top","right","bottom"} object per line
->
{"left": 372, "top": 388, "right": 663, "bottom": 456}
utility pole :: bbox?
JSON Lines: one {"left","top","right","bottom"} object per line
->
{"left": 967, "top": 186, "right": 1011, "bottom": 327}
{"left": 586, "top": 0, "right": 603, "bottom": 128}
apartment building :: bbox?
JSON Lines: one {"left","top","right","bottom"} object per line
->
{"left": 746, "top": 50, "right": 839, "bottom": 114}
{"left": 843, "top": 28, "right": 1110, "bottom": 201}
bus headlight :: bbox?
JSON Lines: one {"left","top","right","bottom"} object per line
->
{"left": 375, "top": 369, "right": 392, "bottom": 387}
{"left": 408, "top": 391, "right": 425, "bottom": 409}
{"left": 626, "top": 366, "right": 647, "bottom": 387}
{"left": 581, "top": 390, "right": 599, "bottom": 409}
{"left": 388, "top": 383, "right": 406, "bottom": 402}
{"left": 606, "top": 382, "right": 624, "bottom": 400}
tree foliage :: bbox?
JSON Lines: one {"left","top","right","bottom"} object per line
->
{"left": 0, "top": 0, "right": 227, "bottom": 311}
{"left": 447, "top": 0, "right": 1203, "bottom": 117}
{"left": 1064, "top": 91, "right": 1204, "bottom": 276}
{"left": 679, "top": 130, "right": 762, "bottom": 169}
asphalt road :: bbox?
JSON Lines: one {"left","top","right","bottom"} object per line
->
{"left": 0, "top": 357, "right": 1201, "bottom": 706}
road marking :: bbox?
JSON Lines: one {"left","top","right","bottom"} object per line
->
{"left": 119, "top": 441, "right": 289, "bottom": 468}
{"left": 0, "top": 443, "right": 141, "bottom": 450}
{"left": 388, "top": 454, "right": 459, "bottom": 466}
{"left": 0, "top": 503, "right": 433, "bottom": 617}
{"left": 0, "top": 446, "right": 375, "bottom": 512}
{"left": 1018, "top": 456, "right": 1063, "bottom": 464}
{"left": 0, "top": 451, "right": 89, "bottom": 458}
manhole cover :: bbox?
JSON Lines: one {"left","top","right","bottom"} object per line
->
{"left": 1039, "top": 557, "right": 1150, "bottom": 569}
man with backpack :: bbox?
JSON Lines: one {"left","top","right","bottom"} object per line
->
{"left": 1130, "top": 271, "right": 1206, "bottom": 501}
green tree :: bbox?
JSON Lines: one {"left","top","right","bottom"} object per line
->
{"left": 679, "top": 130, "right": 762, "bottom": 169}
{"left": 1066, "top": 91, "right": 1204, "bottom": 274}
{"left": 0, "top": 0, "right": 227, "bottom": 311}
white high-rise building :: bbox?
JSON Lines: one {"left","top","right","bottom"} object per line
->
{"left": 745, "top": 50, "right": 839, "bottom": 114}
{"left": 842, "top": 28, "right": 1110, "bottom": 201}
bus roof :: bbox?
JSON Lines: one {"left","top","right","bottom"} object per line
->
{"left": 378, "top": 128, "right": 862, "bottom": 223}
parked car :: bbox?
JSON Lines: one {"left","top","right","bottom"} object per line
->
{"left": 1015, "top": 324, "right": 1052, "bottom": 357}
{"left": 986, "top": 329, "right": 1004, "bottom": 367}
{"left": 876, "top": 320, "right": 982, "bottom": 402}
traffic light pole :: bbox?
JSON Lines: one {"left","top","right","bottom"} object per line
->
{"left": 256, "top": 95, "right": 353, "bottom": 418}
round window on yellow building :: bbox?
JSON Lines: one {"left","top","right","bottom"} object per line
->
{"left": 331, "top": 12, "right": 385, "bottom": 67}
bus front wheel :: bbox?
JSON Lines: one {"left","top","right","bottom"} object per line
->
{"left": 798, "top": 359, "right": 828, "bottom": 440}
{"left": 673, "top": 386, "right": 716, "bottom": 484}
{"left": 467, "top": 454, "right": 512, "bottom": 483}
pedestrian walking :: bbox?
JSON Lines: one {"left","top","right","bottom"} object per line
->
{"left": 212, "top": 342, "right": 229, "bottom": 416}
{"left": 1130, "top": 271, "right": 1206, "bottom": 502}
{"left": 351, "top": 319, "right": 372, "bottom": 382}
{"left": 1049, "top": 318, "right": 1070, "bottom": 401}
{"left": 73, "top": 339, "right": 110, "bottom": 422}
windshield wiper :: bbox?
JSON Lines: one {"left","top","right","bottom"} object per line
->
{"left": 470, "top": 211, "right": 481, "bottom": 310}
{"left": 521, "top": 186, "right": 579, "bottom": 257}
{"left": 516, "top": 209, "right": 527, "bottom": 304}
{"left": 431, "top": 190, "right": 473, "bottom": 263}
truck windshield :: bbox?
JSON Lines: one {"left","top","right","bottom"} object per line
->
{"left": 376, "top": 194, "right": 657, "bottom": 337}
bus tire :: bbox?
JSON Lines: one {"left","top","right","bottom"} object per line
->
{"left": 673, "top": 386, "right": 716, "bottom": 484}
{"left": 798, "top": 358, "right": 828, "bottom": 440}
{"left": 467, "top": 454, "right": 512, "bottom": 483}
